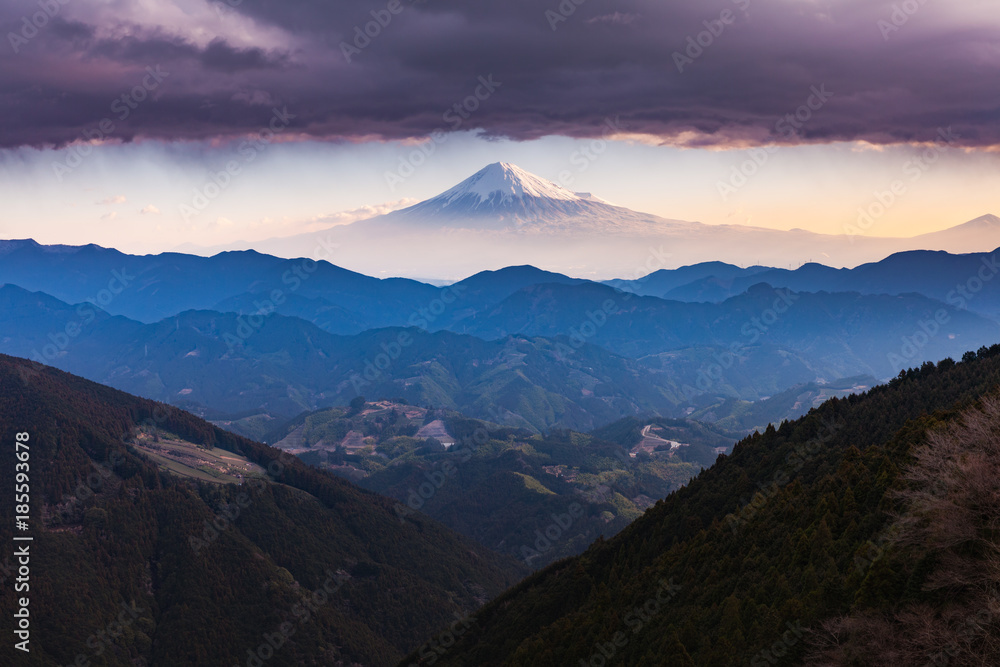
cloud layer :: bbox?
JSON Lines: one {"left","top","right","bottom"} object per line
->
{"left": 2, "top": 0, "right": 998, "bottom": 149}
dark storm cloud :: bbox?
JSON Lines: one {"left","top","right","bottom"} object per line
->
{"left": 1, "top": 0, "right": 998, "bottom": 149}
{"left": 86, "top": 32, "right": 287, "bottom": 73}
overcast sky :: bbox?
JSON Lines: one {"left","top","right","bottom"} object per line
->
{"left": 1, "top": 0, "right": 998, "bottom": 253}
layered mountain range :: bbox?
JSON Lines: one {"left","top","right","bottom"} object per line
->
{"left": 202, "top": 162, "right": 1000, "bottom": 278}
{"left": 2, "top": 164, "right": 999, "bottom": 664}
{"left": 2, "top": 238, "right": 999, "bottom": 436}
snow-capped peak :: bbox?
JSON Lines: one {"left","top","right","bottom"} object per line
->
{"left": 386, "top": 161, "right": 659, "bottom": 231}
{"left": 436, "top": 162, "right": 580, "bottom": 205}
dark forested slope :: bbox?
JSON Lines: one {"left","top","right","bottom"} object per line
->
{"left": 0, "top": 355, "right": 525, "bottom": 667}
{"left": 414, "top": 348, "right": 1000, "bottom": 666}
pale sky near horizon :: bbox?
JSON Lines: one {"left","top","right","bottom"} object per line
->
{"left": 1, "top": 0, "right": 998, "bottom": 255}
{"left": 1, "top": 134, "right": 997, "bottom": 255}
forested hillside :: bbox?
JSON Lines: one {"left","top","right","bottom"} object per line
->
{"left": 0, "top": 355, "right": 524, "bottom": 666}
{"left": 411, "top": 347, "right": 1000, "bottom": 666}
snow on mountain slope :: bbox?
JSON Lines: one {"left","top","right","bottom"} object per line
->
{"left": 436, "top": 162, "right": 579, "bottom": 205}
{"left": 223, "top": 163, "right": 997, "bottom": 279}
{"left": 384, "top": 162, "right": 686, "bottom": 233}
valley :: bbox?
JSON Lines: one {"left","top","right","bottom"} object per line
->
{"left": 264, "top": 400, "right": 728, "bottom": 568}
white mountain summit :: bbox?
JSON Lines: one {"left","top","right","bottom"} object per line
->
{"left": 432, "top": 162, "right": 581, "bottom": 205}
{"left": 386, "top": 162, "right": 664, "bottom": 232}
{"left": 240, "top": 162, "right": 998, "bottom": 279}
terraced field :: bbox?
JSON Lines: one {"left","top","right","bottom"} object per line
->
{"left": 132, "top": 431, "right": 265, "bottom": 484}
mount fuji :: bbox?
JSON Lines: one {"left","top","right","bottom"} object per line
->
{"left": 227, "top": 163, "right": 998, "bottom": 280}
{"left": 386, "top": 162, "right": 658, "bottom": 232}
